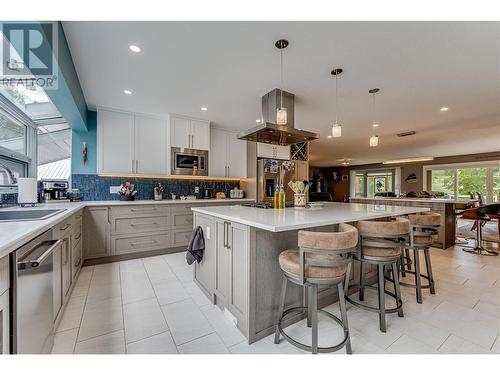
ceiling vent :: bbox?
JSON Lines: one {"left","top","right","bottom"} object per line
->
{"left": 397, "top": 131, "right": 416, "bottom": 137}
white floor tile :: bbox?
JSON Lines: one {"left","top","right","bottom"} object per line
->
{"left": 438, "top": 334, "right": 493, "bottom": 354}
{"left": 152, "top": 278, "right": 189, "bottom": 306}
{"left": 178, "top": 333, "right": 229, "bottom": 354}
{"left": 121, "top": 277, "right": 156, "bottom": 305}
{"left": 74, "top": 330, "right": 126, "bottom": 354}
{"left": 78, "top": 297, "right": 124, "bottom": 342}
{"left": 123, "top": 298, "right": 169, "bottom": 343}
{"left": 127, "top": 332, "right": 178, "bottom": 354}
{"left": 51, "top": 328, "right": 78, "bottom": 354}
{"left": 200, "top": 304, "right": 246, "bottom": 347}
{"left": 386, "top": 334, "right": 438, "bottom": 354}
{"left": 161, "top": 298, "right": 214, "bottom": 345}
{"left": 183, "top": 281, "right": 211, "bottom": 307}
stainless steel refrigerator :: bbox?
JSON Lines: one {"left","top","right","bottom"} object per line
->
{"left": 257, "top": 159, "right": 295, "bottom": 203}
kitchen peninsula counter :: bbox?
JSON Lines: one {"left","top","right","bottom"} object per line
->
{"left": 191, "top": 202, "right": 429, "bottom": 343}
{"left": 349, "top": 197, "right": 461, "bottom": 249}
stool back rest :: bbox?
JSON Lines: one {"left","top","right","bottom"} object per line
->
{"left": 357, "top": 218, "right": 409, "bottom": 256}
{"left": 409, "top": 224, "right": 439, "bottom": 247}
{"left": 297, "top": 224, "right": 358, "bottom": 283}
{"left": 408, "top": 212, "right": 441, "bottom": 247}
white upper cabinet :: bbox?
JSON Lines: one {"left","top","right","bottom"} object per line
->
{"left": 97, "top": 109, "right": 167, "bottom": 175}
{"left": 98, "top": 109, "right": 134, "bottom": 174}
{"left": 256, "top": 143, "right": 290, "bottom": 160}
{"left": 170, "top": 116, "right": 191, "bottom": 149}
{"left": 210, "top": 127, "right": 247, "bottom": 178}
{"left": 170, "top": 115, "right": 210, "bottom": 150}
{"left": 134, "top": 115, "right": 167, "bottom": 175}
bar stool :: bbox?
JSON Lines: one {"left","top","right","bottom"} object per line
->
{"left": 345, "top": 217, "right": 409, "bottom": 333}
{"left": 399, "top": 212, "right": 440, "bottom": 303}
{"left": 274, "top": 224, "right": 358, "bottom": 354}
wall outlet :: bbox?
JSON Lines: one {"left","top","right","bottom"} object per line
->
{"left": 194, "top": 186, "right": 200, "bottom": 194}
{"left": 109, "top": 186, "right": 121, "bottom": 194}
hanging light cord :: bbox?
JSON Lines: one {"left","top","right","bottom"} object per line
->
{"left": 280, "top": 46, "right": 284, "bottom": 109}
{"left": 371, "top": 92, "right": 376, "bottom": 136}
{"left": 335, "top": 73, "right": 339, "bottom": 125}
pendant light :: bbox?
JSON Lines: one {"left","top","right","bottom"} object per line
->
{"left": 330, "top": 68, "right": 343, "bottom": 138}
{"left": 369, "top": 88, "right": 380, "bottom": 147}
{"left": 275, "top": 39, "right": 288, "bottom": 125}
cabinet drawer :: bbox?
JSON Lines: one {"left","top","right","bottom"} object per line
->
{"left": 53, "top": 219, "right": 73, "bottom": 240}
{"left": 171, "top": 229, "right": 194, "bottom": 247}
{"left": 73, "top": 219, "right": 83, "bottom": 247}
{"left": 112, "top": 232, "right": 171, "bottom": 255}
{"left": 110, "top": 205, "right": 170, "bottom": 218}
{"left": 171, "top": 204, "right": 195, "bottom": 214}
{"left": 0, "top": 256, "right": 8, "bottom": 295}
{"left": 72, "top": 239, "right": 83, "bottom": 280}
{"left": 112, "top": 216, "right": 170, "bottom": 235}
{"left": 172, "top": 212, "right": 193, "bottom": 228}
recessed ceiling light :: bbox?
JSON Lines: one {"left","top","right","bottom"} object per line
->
{"left": 201, "top": 107, "right": 208, "bottom": 111}
{"left": 327, "top": 135, "right": 333, "bottom": 139}
{"left": 256, "top": 119, "right": 261, "bottom": 123}
{"left": 440, "top": 107, "right": 449, "bottom": 112}
{"left": 129, "top": 45, "right": 141, "bottom": 53}
{"left": 372, "top": 123, "right": 379, "bottom": 128}
{"left": 123, "top": 89, "right": 132, "bottom": 95}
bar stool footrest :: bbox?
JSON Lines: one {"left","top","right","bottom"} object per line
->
{"left": 345, "top": 284, "right": 403, "bottom": 314}
{"left": 277, "top": 306, "right": 349, "bottom": 354}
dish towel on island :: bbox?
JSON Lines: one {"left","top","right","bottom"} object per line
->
{"left": 186, "top": 226, "right": 205, "bottom": 265}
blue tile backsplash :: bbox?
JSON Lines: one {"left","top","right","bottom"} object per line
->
{"left": 71, "top": 174, "right": 240, "bottom": 201}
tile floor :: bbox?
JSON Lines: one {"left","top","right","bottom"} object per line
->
{"left": 52, "top": 243, "right": 500, "bottom": 354}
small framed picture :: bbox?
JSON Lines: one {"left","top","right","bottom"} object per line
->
{"left": 341, "top": 175, "right": 348, "bottom": 181}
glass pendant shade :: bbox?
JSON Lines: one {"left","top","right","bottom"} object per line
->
{"left": 369, "top": 135, "right": 379, "bottom": 147}
{"left": 331, "top": 123, "right": 342, "bottom": 138}
{"left": 276, "top": 107, "right": 287, "bottom": 125}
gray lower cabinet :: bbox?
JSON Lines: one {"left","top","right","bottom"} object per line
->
{"left": 0, "top": 255, "right": 9, "bottom": 354}
{"left": 213, "top": 219, "right": 249, "bottom": 332}
{"left": 84, "top": 207, "right": 111, "bottom": 259}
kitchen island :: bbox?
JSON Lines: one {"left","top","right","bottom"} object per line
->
{"left": 191, "top": 202, "right": 429, "bottom": 343}
{"left": 349, "top": 197, "right": 467, "bottom": 249}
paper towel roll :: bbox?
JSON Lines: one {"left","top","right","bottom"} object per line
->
{"left": 17, "top": 178, "right": 38, "bottom": 205}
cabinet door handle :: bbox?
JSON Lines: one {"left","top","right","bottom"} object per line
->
{"left": 130, "top": 222, "right": 159, "bottom": 227}
{"left": 223, "top": 222, "right": 227, "bottom": 248}
{"left": 132, "top": 159, "right": 135, "bottom": 173}
{"left": 135, "top": 160, "right": 139, "bottom": 173}
{"left": 74, "top": 258, "right": 82, "bottom": 268}
{"left": 227, "top": 166, "right": 230, "bottom": 177}
{"left": 74, "top": 232, "right": 82, "bottom": 241}
{"left": 59, "top": 223, "right": 71, "bottom": 231}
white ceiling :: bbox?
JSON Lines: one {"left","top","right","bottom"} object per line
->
{"left": 62, "top": 21, "right": 500, "bottom": 167}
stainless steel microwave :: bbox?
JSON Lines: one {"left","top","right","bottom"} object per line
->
{"left": 171, "top": 147, "right": 209, "bottom": 176}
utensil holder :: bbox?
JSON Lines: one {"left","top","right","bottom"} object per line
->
{"left": 294, "top": 193, "right": 306, "bottom": 208}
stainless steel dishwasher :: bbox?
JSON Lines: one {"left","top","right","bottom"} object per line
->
{"left": 10, "top": 229, "right": 61, "bottom": 354}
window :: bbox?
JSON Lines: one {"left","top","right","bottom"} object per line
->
{"left": 0, "top": 110, "right": 27, "bottom": 155}
{"left": 425, "top": 162, "right": 500, "bottom": 203}
{"left": 430, "top": 169, "right": 455, "bottom": 199}
{"left": 352, "top": 169, "right": 397, "bottom": 198}
{"left": 37, "top": 123, "right": 71, "bottom": 180}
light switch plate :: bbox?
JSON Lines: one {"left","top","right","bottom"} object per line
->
{"left": 109, "top": 186, "right": 121, "bottom": 194}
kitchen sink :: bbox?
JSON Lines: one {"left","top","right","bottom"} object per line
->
{"left": 0, "top": 209, "right": 65, "bottom": 222}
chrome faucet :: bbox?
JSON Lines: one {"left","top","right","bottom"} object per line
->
{"left": 0, "top": 162, "right": 18, "bottom": 185}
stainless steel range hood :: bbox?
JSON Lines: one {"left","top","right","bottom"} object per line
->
{"left": 238, "top": 89, "right": 319, "bottom": 146}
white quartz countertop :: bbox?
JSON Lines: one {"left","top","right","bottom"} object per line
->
{"left": 349, "top": 197, "right": 468, "bottom": 204}
{"left": 191, "top": 202, "right": 430, "bottom": 232}
{"left": 0, "top": 198, "right": 253, "bottom": 258}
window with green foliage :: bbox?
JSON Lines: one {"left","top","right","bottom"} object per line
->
{"left": 431, "top": 169, "right": 455, "bottom": 198}
{"left": 426, "top": 163, "right": 500, "bottom": 203}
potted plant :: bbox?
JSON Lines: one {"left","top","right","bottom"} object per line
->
{"left": 119, "top": 181, "right": 137, "bottom": 201}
